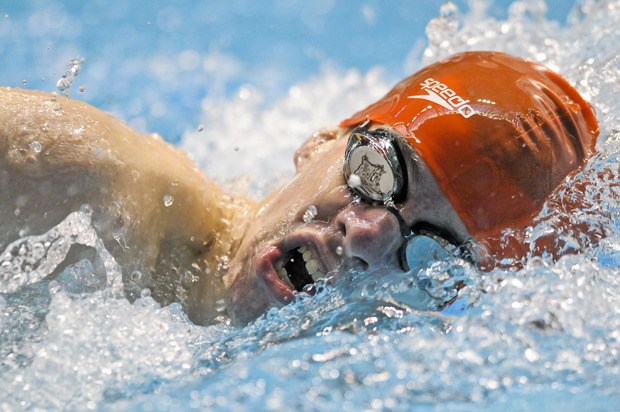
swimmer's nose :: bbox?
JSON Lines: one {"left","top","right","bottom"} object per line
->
{"left": 332, "top": 203, "right": 402, "bottom": 268}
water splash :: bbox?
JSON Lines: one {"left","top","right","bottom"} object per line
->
{"left": 3, "top": 1, "right": 620, "bottom": 411}
{"left": 0, "top": 206, "right": 122, "bottom": 296}
{"left": 424, "top": 1, "right": 460, "bottom": 59}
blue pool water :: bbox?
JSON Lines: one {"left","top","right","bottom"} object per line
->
{"left": 3, "top": 0, "right": 620, "bottom": 410}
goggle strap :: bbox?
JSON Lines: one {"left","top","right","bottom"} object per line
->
{"left": 384, "top": 202, "right": 417, "bottom": 272}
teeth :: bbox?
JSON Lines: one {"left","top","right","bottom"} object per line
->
{"left": 311, "top": 271, "right": 325, "bottom": 282}
{"left": 300, "top": 247, "right": 325, "bottom": 279}
{"left": 302, "top": 249, "right": 312, "bottom": 262}
{"left": 300, "top": 246, "right": 315, "bottom": 263}
{"left": 305, "top": 259, "right": 318, "bottom": 274}
{"left": 276, "top": 245, "right": 327, "bottom": 289}
{"left": 277, "top": 267, "right": 294, "bottom": 288}
{"left": 304, "top": 253, "right": 325, "bottom": 281}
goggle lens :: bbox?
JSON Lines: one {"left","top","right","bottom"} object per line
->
{"left": 343, "top": 128, "right": 407, "bottom": 205}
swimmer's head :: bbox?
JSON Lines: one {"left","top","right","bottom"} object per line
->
{"left": 223, "top": 51, "right": 599, "bottom": 324}
{"left": 340, "top": 51, "right": 599, "bottom": 254}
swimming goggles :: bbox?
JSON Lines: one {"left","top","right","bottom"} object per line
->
{"left": 343, "top": 126, "right": 464, "bottom": 272}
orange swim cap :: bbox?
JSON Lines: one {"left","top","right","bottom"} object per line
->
{"left": 340, "top": 51, "right": 599, "bottom": 251}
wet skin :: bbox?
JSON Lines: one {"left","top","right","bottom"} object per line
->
{"left": 223, "top": 126, "right": 472, "bottom": 324}
{"left": 0, "top": 88, "right": 470, "bottom": 325}
{"left": 0, "top": 88, "right": 251, "bottom": 325}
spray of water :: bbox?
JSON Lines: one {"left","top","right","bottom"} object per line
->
{"left": 2, "top": 1, "right": 620, "bottom": 410}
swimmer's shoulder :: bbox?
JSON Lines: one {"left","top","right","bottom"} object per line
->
{"left": 0, "top": 87, "right": 128, "bottom": 168}
{"left": 0, "top": 87, "right": 188, "bottom": 173}
{"left": 0, "top": 86, "right": 122, "bottom": 138}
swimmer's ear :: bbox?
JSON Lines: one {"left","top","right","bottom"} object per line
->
{"left": 293, "top": 127, "right": 342, "bottom": 172}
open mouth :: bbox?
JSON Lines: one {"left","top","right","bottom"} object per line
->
{"left": 274, "top": 245, "right": 326, "bottom": 291}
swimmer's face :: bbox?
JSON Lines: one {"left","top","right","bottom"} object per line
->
{"left": 223, "top": 126, "right": 471, "bottom": 324}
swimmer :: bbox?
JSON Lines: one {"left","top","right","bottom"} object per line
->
{"left": 0, "top": 51, "right": 599, "bottom": 325}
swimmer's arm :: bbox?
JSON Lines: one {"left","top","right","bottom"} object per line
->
{"left": 0, "top": 88, "right": 250, "bottom": 323}
{"left": 0, "top": 87, "right": 241, "bottom": 244}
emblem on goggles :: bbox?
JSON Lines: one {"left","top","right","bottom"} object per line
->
{"left": 350, "top": 150, "right": 392, "bottom": 199}
{"left": 343, "top": 128, "right": 406, "bottom": 203}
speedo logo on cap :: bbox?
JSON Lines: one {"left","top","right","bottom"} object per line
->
{"left": 407, "top": 77, "right": 476, "bottom": 119}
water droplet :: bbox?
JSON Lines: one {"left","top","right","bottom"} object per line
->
{"left": 183, "top": 270, "right": 198, "bottom": 284}
{"left": 56, "top": 58, "right": 82, "bottom": 96}
{"left": 79, "top": 204, "right": 93, "bottom": 217}
{"left": 525, "top": 348, "right": 540, "bottom": 363}
{"left": 303, "top": 205, "right": 318, "bottom": 223}
{"left": 130, "top": 270, "right": 143, "bottom": 282}
{"left": 347, "top": 174, "right": 362, "bottom": 189}
{"left": 48, "top": 280, "right": 61, "bottom": 295}
{"left": 425, "top": 1, "right": 460, "bottom": 55}
{"left": 56, "top": 78, "right": 70, "bottom": 92}
{"left": 163, "top": 194, "right": 174, "bottom": 207}
{"left": 78, "top": 85, "right": 85, "bottom": 93}
{"left": 29, "top": 140, "right": 41, "bottom": 153}
{"left": 197, "top": 124, "right": 205, "bottom": 132}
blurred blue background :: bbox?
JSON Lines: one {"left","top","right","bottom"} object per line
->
{"left": 0, "top": 1, "right": 576, "bottom": 140}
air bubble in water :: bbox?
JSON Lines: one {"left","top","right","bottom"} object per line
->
{"left": 303, "top": 205, "right": 318, "bottom": 223}
{"left": 197, "top": 124, "right": 205, "bottom": 132}
{"left": 336, "top": 246, "right": 343, "bottom": 256}
{"left": 163, "top": 194, "right": 174, "bottom": 207}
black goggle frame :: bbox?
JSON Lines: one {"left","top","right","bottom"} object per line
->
{"left": 343, "top": 127, "right": 409, "bottom": 205}
{"left": 343, "top": 126, "right": 469, "bottom": 273}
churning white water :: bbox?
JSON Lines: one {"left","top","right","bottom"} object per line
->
{"left": 1, "top": 0, "right": 620, "bottom": 410}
